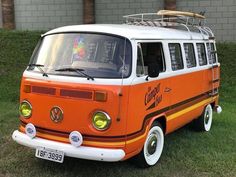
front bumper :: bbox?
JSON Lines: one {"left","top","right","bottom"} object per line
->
{"left": 12, "top": 130, "right": 125, "bottom": 162}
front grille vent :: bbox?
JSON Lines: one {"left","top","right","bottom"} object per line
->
{"left": 32, "top": 86, "right": 56, "bottom": 95}
{"left": 60, "top": 89, "right": 93, "bottom": 100}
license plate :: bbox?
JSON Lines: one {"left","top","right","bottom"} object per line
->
{"left": 35, "top": 147, "right": 64, "bottom": 163}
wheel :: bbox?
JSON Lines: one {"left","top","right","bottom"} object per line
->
{"left": 192, "top": 104, "right": 213, "bottom": 131}
{"left": 133, "top": 122, "right": 164, "bottom": 168}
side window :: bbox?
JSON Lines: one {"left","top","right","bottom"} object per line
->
{"left": 196, "top": 43, "right": 207, "bottom": 66}
{"left": 210, "top": 43, "right": 217, "bottom": 64}
{"left": 206, "top": 43, "right": 217, "bottom": 64}
{"left": 184, "top": 43, "right": 196, "bottom": 68}
{"left": 141, "top": 43, "right": 166, "bottom": 73}
{"left": 136, "top": 44, "right": 145, "bottom": 76}
{"left": 169, "top": 43, "right": 184, "bottom": 71}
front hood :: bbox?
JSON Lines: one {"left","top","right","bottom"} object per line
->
{"left": 20, "top": 76, "right": 130, "bottom": 137}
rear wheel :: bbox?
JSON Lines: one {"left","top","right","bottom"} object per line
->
{"left": 133, "top": 122, "right": 164, "bottom": 168}
{"left": 193, "top": 104, "right": 213, "bottom": 131}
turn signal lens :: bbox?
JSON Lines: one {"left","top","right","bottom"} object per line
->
{"left": 23, "top": 85, "right": 31, "bottom": 93}
{"left": 94, "top": 91, "right": 107, "bottom": 102}
{"left": 19, "top": 100, "right": 32, "bottom": 118}
{"left": 92, "top": 111, "right": 111, "bottom": 131}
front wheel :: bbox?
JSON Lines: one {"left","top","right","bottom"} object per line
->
{"left": 193, "top": 104, "right": 213, "bottom": 131}
{"left": 133, "top": 122, "right": 164, "bottom": 168}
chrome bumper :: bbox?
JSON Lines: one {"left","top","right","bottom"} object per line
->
{"left": 12, "top": 130, "right": 125, "bottom": 162}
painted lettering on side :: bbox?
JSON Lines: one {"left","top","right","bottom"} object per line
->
{"left": 144, "top": 83, "right": 162, "bottom": 110}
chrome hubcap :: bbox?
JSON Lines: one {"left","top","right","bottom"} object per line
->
{"left": 147, "top": 135, "right": 158, "bottom": 155}
{"left": 205, "top": 111, "right": 210, "bottom": 124}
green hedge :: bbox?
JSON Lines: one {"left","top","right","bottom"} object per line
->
{"left": 0, "top": 30, "right": 236, "bottom": 103}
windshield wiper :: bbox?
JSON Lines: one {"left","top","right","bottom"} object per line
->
{"left": 28, "top": 64, "right": 48, "bottom": 77}
{"left": 55, "top": 68, "right": 94, "bottom": 80}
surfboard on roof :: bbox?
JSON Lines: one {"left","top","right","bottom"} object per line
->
{"left": 157, "top": 10, "right": 205, "bottom": 19}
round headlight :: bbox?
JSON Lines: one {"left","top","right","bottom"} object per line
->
{"left": 19, "top": 100, "right": 32, "bottom": 118}
{"left": 92, "top": 111, "right": 111, "bottom": 131}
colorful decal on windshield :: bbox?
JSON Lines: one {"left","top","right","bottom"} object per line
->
{"left": 72, "top": 36, "right": 85, "bottom": 61}
{"left": 145, "top": 83, "right": 162, "bottom": 110}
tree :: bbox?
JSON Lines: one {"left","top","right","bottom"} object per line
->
{"left": 83, "top": 0, "right": 95, "bottom": 24}
{"left": 1, "top": 0, "right": 15, "bottom": 29}
{"left": 164, "top": 0, "right": 176, "bottom": 10}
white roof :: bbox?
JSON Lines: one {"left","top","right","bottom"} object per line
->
{"left": 43, "top": 24, "right": 209, "bottom": 40}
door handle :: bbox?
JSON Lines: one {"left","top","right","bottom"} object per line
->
{"left": 164, "top": 87, "right": 172, "bottom": 92}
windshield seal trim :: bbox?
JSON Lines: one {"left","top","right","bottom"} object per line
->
{"left": 29, "top": 70, "right": 132, "bottom": 79}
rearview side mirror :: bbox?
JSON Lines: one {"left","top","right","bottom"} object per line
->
{"left": 146, "top": 63, "right": 160, "bottom": 81}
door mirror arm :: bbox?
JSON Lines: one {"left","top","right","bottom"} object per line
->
{"left": 145, "top": 63, "right": 160, "bottom": 81}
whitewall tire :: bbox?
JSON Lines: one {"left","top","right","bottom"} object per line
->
{"left": 193, "top": 104, "right": 213, "bottom": 131}
{"left": 133, "top": 122, "right": 164, "bottom": 167}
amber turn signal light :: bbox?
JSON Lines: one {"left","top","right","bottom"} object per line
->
{"left": 23, "top": 85, "right": 31, "bottom": 93}
{"left": 94, "top": 91, "right": 107, "bottom": 102}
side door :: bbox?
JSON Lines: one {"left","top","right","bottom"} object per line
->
{"left": 127, "top": 41, "right": 171, "bottom": 136}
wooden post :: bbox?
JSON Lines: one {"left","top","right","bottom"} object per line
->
{"left": 164, "top": 0, "right": 176, "bottom": 10}
{"left": 1, "top": 0, "right": 15, "bottom": 29}
{"left": 83, "top": 0, "right": 95, "bottom": 24}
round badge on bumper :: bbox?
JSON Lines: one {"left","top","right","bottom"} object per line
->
{"left": 69, "top": 131, "right": 83, "bottom": 147}
{"left": 25, "top": 123, "right": 36, "bottom": 138}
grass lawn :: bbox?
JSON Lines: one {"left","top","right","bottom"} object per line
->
{"left": 0, "top": 30, "right": 236, "bottom": 177}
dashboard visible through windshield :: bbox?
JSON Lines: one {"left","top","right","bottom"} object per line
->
{"left": 28, "top": 33, "right": 132, "bottom": 78}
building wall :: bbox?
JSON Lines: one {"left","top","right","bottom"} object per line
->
{"left": 14, "top": 0, "right": 83, "bottom": 30}
{"left": 11, "top": 0, "right": 236, "bottom": 41}
{"left": 95, "top": 0, "right": 163, "bottom": 24}
{"left": 14, "top": 0, "right": 163, "bottom": 30}
{"left": 0, "top": 0, "right": 2, "bottom": 28}
{"left": 177, "top": 0, "right": 236, "bottom": 41}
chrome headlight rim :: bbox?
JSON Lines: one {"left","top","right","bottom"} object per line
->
{"left": 92, "top": 111, "right": 111, "bottom": 131}
{"left": 19, "top": 100, "right": 32, "bottom": 118}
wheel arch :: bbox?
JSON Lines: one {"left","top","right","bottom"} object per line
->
{"left": 148, "top": 114, "right": 167, "bottom": 135}
{"left": 210, "top": 101, "right": 215, "bottom": 109}
{"left": 132, "top": 114, "right": 166, "bottom": 167}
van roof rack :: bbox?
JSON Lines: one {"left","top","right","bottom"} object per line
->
{"left": 123, "top": 10, "right": 214, "bottom": 39}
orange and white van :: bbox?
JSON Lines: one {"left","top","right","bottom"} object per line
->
{"left": 12, "top": 10, "right": 222, "bottom": 167}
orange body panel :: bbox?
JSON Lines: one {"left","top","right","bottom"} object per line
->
{"left": 19, "top": 65, "right": 220, "bottom": 159}
{"left": 126, "top": 68, "right": 220, "bottom": 135}
{"left": 20, "top": 77, "right": 129, "bottom": 138}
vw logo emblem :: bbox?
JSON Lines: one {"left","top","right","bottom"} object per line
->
{"left": 50, "top": 106, "right": 63, "bottom": 123}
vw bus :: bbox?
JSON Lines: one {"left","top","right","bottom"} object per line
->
{"left": 12, "top": 10, "right": 222, "bottom": 167}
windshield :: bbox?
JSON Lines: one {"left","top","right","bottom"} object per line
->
{"left": 29, "top": 33, "right": 132, "bottom": 78}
